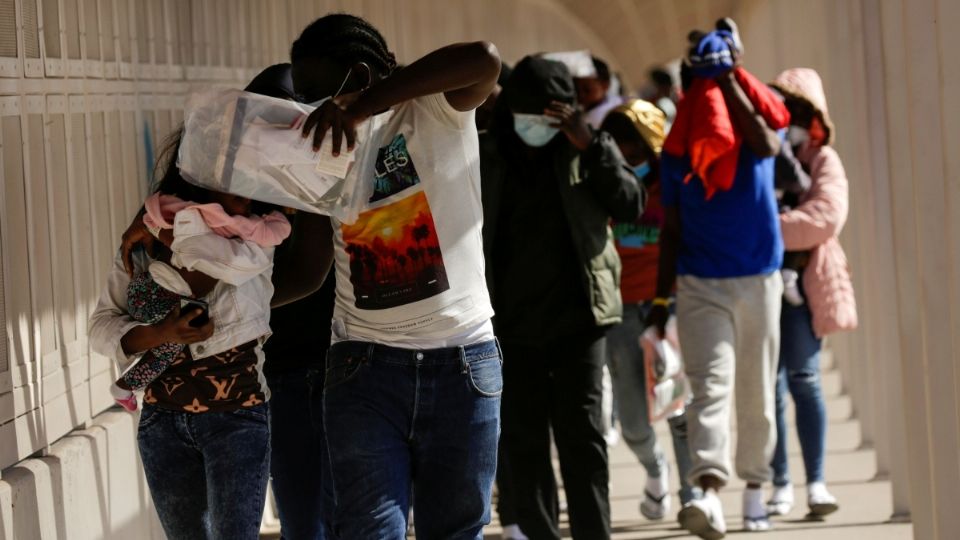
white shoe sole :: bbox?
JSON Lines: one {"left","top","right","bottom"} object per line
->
{"left": 640, "top": 490, "right": 670, "bottom": 521}
{"left": 808, "top": 502, "right": 839, "bottom": 517}
{"left": 640, "top": 502, "right": 666, "bottom": 521}
{"left": 679, "top": 505, "right": 726, "bottom": 540}
{"left": 743, "top": 517, "right": 773, "bottom": 532}
{"left": 766, "top": 501, "right": 793, "bottom": 516}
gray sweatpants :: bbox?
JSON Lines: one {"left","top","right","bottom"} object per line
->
{"left": 677, "top": 272, "right": 782, "bottom": 486}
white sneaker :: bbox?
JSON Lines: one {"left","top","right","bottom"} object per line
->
{"left": 501, "top": 524, "right": 529, "bottom": 540}
{"left": 767, "top": 483, "right": 794, "bottom": 516}
{"left": 742, "top": 488, "right": 772, "bottom": 532}
{"left": 679, "top": 490, "right": 727, "bottom": 539}
{"left": 640, "top": 463, "right": 672, "bottom": 520}
{"left": 807, "top": 482, "right": 839, "bottom": 517}
{"left": 640, "top": 490, "right": 671, "bottom": 520}
{"left": 782, "top": 269, "right": 805, "bottom": 306}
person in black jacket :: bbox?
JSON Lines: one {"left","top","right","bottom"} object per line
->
{"left": 244, "top": 64, "right": 337, "bottom": 540}
{"left": 481, "top": 55, "right": 645, "bottom": 540}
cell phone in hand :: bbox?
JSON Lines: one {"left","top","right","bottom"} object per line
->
{"left": 180, "top": 298, "right": 210, "bottom": 328}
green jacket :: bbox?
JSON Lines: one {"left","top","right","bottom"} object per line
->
{"left": 480, "top": 131, "right": 646, "bottom": 328}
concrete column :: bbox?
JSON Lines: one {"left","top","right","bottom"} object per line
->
{"left": 902, "top": 0, "right": 960, "bottom": 536}
{"left": 856, "top": 0, "right": 913, "bottom": 517}
{"left": 875, "top": 0, "right": 960, "bottom": 537}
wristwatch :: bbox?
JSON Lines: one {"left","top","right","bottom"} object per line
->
{"left": 652, "top": 297, "right": 673, "bottom": 308}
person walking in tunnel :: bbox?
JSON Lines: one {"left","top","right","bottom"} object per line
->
{"left": 576, "top": 55, "right": 624, "bottom": 130}
{"left": 766, "top": 67, "right": 858, "bottom": 520}
{"left": 241, "top": 63, "right": 338, "bottom": 540}
{"left": 118, "top": 65, "right": 338, "bottom": 540}
{"left": 644, "top": 67, "right": 678, "bottom": 129}
{"left": 648, "top": 21, "right": 790, "bottom": 538}
{"left": 272, "top": 13, "right": 504, "bottom": 540}
{"left": 600, "top": 99, "right": 700, "bottom": 521}
{"left": 481, "top": 55, "right": 645, "bottom": 540}
{"left": 91, "top": 67, "right": 298, "bottom": 540}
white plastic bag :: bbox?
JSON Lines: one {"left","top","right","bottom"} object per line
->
{"left": 641, "top": 317, "right": 691, "bottom": 423}
{"left": 541, "top": 50, "right": 597, "bottom": 78}
{"left": 178, "top": 88, "right": 390, "bottom": 224}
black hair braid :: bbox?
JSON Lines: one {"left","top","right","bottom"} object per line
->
{"left": 291, "top": 14, "right": 397, "bottom": 76}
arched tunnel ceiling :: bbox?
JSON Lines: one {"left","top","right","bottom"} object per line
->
{"left": 549, "top": 0, "right": 741, "bottom": 87}
{"left": 346, "top": 0, "right": 745, "bottom": 92}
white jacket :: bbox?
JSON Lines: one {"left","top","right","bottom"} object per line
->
{"left": 88, "top": 208, "right": 274, "bottom": 371}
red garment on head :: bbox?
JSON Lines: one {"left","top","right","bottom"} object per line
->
{"left": 662, "top": 67, "right": 790, "bottom": 199}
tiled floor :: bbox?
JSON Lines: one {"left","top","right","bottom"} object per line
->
{"left": 262, "top": 354, "right": 914, "bottom": 540}
{"left": 482, "top": 354, "right": 914, "bottom": 539}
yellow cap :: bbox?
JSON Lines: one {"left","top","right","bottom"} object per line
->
{"left": 610, "top": 99, "right": 666, "bottom": 156}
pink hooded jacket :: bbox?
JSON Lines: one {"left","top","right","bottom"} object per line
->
{"left": 143, "top": 193, "right": 291, "bottom": 247}
{"left": 772, "top": 68, "right": 858, "bottom": 337}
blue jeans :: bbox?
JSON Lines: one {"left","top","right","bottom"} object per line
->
{"left": 607, "top": 303, "right": 698, "bottom": 504}
{"left": 267, "top": 367, "right": 331, "bottom": 539}
{"left": 322, "top": 339, "right": 502, "bottom": 540}
{"left": 137, "top": 403, "right": 271, "bottom": 540}
{"left": 771, "top": 296, "right": 826, "bottom": 486}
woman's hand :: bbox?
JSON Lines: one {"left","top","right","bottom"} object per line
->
{"left": 301, "top": 96, "right": 371, "bottom": 157}
{"left": 119, "top": 306, "right": 215, "bottom": 356}
{"left": 544, "top": 101, "right": 592, "bottom": 151}
{"left": 121, "top": 218, "right": 154, "bottom": 277}
{"left": 156, "top": 306, "right": 215, "bottom": 345}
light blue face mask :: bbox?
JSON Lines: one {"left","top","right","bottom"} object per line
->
{"left": 513, "top": 114, "right": 559, "bottom": 147}
{"left": 633, "top": 161, "right": 651, "bottom": 180}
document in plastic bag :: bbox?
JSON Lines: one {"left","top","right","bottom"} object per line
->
{"left": 178, "top": 88, "right": 391, "bottom": 224}
{"left": 640, "top": 317, "right": 691, "bottom": 423}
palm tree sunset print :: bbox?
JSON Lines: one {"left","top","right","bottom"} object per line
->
{"left": 342, "top": 191, "right": 450, "bottom": 309}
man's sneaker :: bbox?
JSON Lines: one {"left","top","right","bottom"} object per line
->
{"left": 501, "top": 524, "right": 529, "bottom": 540}
{"left": 743, "top": 487, "right": 772, "bottom": 532}
{"left": 641, "top": 463, "right": 672, "bottom": 520}
{"left": 807, "top": 482, "right": 839, "bottom": 517}
{"left": 767, "top": 483, "right": 794, "bottom": 516}
{"left": 678, "top": 490, "right": 727, "bottom": 540}
{"left": 640, "top": 490, "right": 671, "bottom": 520}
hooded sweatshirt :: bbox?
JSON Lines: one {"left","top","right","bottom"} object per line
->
{"left": 482, "top": 56, "right": 644, "bottom": 342}
{"left": 772, "top": 68, "right": 857, "bottom": 337}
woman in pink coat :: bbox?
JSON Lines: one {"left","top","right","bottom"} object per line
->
{"left": 766, "top": 68, "right": 858, "bottom": 519}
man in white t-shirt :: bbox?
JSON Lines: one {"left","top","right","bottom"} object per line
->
{"left": 277, "top": 14, "right": 503, "bottom": 540}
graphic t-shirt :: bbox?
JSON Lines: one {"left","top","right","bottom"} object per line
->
{"left": 330, "top": 94, "right": 495, "bottom": 348}
{"left": 660, "top": 143, "right": 783, "bottom": 278}
{"left": 613, "top": 179, "right": 663, "bottom": 304}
